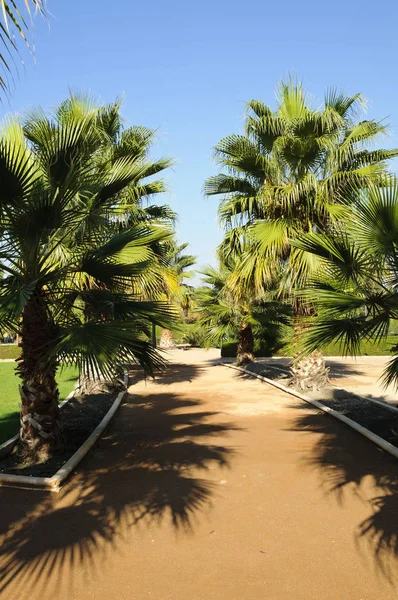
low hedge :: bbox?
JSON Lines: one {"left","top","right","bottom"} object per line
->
{"left": 221, "top": 335, "right": 398, "bottom": 358}
{"left": 221, "top": 340, "right": 285, "bottom": 358}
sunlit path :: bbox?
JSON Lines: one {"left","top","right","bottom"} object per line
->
{"left": 0, "top": 348, "right": 397, "bottom": 600}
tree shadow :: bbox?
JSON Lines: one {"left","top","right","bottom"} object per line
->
{"left": 326, "top": 361, "right": 366, "bottom": 380}
{"left": 254, "top": 358, "right": 364, "bottom": 381}
{"left": 0, "top": 392, "right": 237, "bottom": 599}
{"left": 130, "top": 363, "right": 201, "bottom": 385}
{"left": 364, "top": 393, "right": 398, "bottom": 408}
{"left": 287, "top": 404, "right": 398, "bottom": 582}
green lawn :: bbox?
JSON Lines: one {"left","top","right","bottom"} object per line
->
{"left": 0, "top": 364, "right": 79, "bottom": 444}
{"left": 0, "top": 345, "right": 21, "bottom": 360}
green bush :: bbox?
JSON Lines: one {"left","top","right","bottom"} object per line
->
{"left": 316, "top": 336, "right": 398, "bottom": 357}
{"left": 221, "top": 340, "right": 283, "bottom": 358}
{"left": 0, "top": 345, "right": 21, "bottom": 360}
{"left": 180, "top": 322, "right": 208, "bottom": 347}
{"left": 221, "top": 333, "right": 398, "bottom": 358}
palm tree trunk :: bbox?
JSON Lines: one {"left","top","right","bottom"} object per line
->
{"left": 159, "top": 328, "right": 175, "bottom": 348}
{"left": 290, "top": 351, "right": 329, "bottom": 391}
{"left": 16, "top": 292, "right": 61, "bottom": 458}
{"left": 236, "top": 322, "right": 254, "bottom": 366}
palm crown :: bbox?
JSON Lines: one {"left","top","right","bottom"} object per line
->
{"left": 205, "top": 81, "right": 398, "bottom": 296}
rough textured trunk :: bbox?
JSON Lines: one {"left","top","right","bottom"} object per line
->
{"left": 236, "top": 322, "right": 254, "bottom": 366}
{"left": 16, "top": 292, "right": 61, "bottom": 460}
{"left": 289, "top": 351, "right": 329, "bottom": 391}
{"left": 77, "top": 371, "right": 126, "bottom": 396}
{"left": 159, "top": 328, "right": 175, "bottom": 349}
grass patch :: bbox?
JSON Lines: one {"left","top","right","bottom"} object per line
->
{"left": 0, "top": 364, "right": 79, "bottom": 445}
{"left": 0, "top": 345, "right": 21, "bottom": 360}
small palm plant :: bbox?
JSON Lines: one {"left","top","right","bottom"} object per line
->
{"left": 196, "top": 262, "right": 291, "bottom": 365}
{"left": 295, "top": 180, "right": 398, "bottom": 387}
{"left": 0, "top": 96, "right": 174, "bottom": 458}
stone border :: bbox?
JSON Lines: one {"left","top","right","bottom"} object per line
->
{"left": 254, "top": 361, "right": 398, "bottom": 415}
{"left": 0, "top": 372, "right": 128, "bottom": 492}
{"left": 222, "top": 363, "right": 398, "bottom": 461}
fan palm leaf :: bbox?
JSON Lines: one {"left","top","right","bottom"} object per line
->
{"left": 0, "top": 93, "right": 175, "bottom": 453}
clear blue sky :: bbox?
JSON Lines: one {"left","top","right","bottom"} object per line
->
{"left": 4, "top": 0, "right": 398, "bottom": 279}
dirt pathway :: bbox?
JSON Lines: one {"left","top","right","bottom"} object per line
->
{"left": 0, "top": 349, "right": 398, "bottom": 599}
{"left": 257, "top": 355, "right": 398, "bottom": 405}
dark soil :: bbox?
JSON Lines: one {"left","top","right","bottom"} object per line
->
{"left": 0, "top": 391, "right": 117, "bottom": 477}
{"left": 245, "top": 361, "right": 398, "bottom": 447}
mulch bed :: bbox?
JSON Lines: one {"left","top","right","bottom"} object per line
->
{"left": 245, "top": 361, "right": 398, "bottom": 447}
{"left": 0, "top": 391, "right": 117, "bottom": 478}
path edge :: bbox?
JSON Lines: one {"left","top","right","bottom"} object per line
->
{"left": 222, "top": 363, "right": 398, "bottom": 461}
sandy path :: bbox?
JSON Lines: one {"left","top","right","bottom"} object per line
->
{"left": 0, "top": 348, "right": 398, "bottom": 599}
{"left": 256, "top": 355, "right": 398, "bottom": 405}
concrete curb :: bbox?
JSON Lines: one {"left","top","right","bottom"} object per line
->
{"left": 333, "top": 385, "right": 398, "bottom": 415}
{"left": 222, "top": 363, "right": 398, "bottom": 461}
{"left": 0, "top": 372, "right": 128, "bottom": 492}
{"left": 254, "top": 362, "right": 398, "bottom": 415}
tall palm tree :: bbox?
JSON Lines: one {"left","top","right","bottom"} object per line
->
{"left": 205, "top": 80, "right": 398, "bottom": 385}
{"left": 196, "top": 261, "right": 290, "bottom": 365}
{"left": 295, "top": 180, "right": 398, "bottom": 388}
{"left": 0, "top": 1, "right": 46, "bottom": 93}
{"left": 0, "top": 95, "right": 174, "bottom": 458}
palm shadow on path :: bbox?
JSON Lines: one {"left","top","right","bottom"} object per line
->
{"left": 130, "top": 363, "right": 201, "bottom": 385}
{"left": 0, "top": 390, "right": 238, "bottom": 600}
{"left": 288, "top": 402, "right": 398, "bottom": 583}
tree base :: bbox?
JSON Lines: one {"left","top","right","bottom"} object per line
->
{"left": 289, "top": 351, "right": 329, "bottom": 391}
{"left": 236, "top": 352, "right": 255, "bottom": 366}
{"left": 77, "top": 373, "right": 126, "bottom": 396}
{"left": 17, "top": 437, "right": 54, "bottom": 465}
{"left": 159, "top": 328, "right": 175, "bottom": 349}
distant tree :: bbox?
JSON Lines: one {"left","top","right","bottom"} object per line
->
{"left": 159, "top": 241, "right": 196, "bottom": 348}
{"left": 196, "top": 261, "right": 290, "bottom": 365}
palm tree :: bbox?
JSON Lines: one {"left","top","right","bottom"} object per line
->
{"left": 206, "top": 80, "right": 397, "bottom": 292}
{"left": 0, "top": 95, "right": 174, "bottom": 459}
{"left": 158, "top": 241, "right": 196, "bottom": 348}
{"left": 205, "top": 80, "right": 398, "bottom": 385}
{"left": 0, "top": 1, "right": 46, "bottom": 93}
{"left": 196, "top": 261, "right": 290, "bottom": 365}
{"left": 295, "top": 180, "right": 398, "bottom": 388}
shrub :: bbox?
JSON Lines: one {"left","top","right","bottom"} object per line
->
{"left": 221, "top": 333, "right": 398, "bottom": 358}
